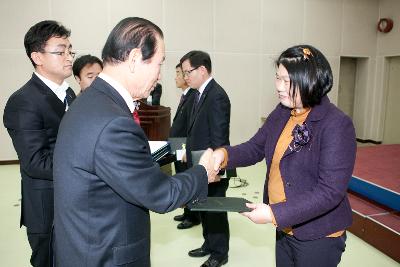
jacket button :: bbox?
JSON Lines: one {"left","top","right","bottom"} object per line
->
{"left": 286, "top": 182, "right": 291, "bottom": 187}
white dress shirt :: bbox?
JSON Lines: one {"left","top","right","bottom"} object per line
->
{"left": 34, "top": 72, "right": 69, "bottom": 103}
{"left": 197, "top": 77, "right": 212, "bottom": 99}
{"left": 182, "top": 87, "right": 191, "bottom": 96}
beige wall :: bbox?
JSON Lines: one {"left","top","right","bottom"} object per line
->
{"left": 0, "top": 0, "right": 399, "bottom": 160}
{"left": 373, "top": 0, "right": 400, "bottom": 141}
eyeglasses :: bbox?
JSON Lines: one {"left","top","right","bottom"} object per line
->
{"left": 183, "top": 66, "right": 199, "bottom": 77}
{"left": 42, "top": 51, "right": 76, "bottom": 58}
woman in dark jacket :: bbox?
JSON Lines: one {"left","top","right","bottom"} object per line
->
{"left": 213, "top": 45, "right": 356, "bottom": 267}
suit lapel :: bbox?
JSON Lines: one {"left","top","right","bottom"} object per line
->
{"left": 174, "top": 100, "right": 184, "bottom": 120}
{"left": 188, "top": 81, "right": 213, "bottom": 133}
{"left": 173, "top": 90, "right": 191, "bottom": 121}
{"left": 93, "top": 77, "right": 132, "bottom": 115}
{"left": 31, "top": 74, "right": 66, "bottom": 118}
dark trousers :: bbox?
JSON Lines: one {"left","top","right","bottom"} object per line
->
{"left": 200, "top": 179, "right": 230, "bottom": 261}
{"left": 275, "top": 230, "right": 347, "bottom": 267}
{"left": 27, "top": 232, "right": 52, "bottom": 267}
{"left": 183, "top": 208, "right": 200, "bottom": 223}
{"left": 174, "top": 161, "right": 200, "bottom": 222}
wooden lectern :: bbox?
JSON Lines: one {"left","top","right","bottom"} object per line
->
{"left": 137, "top": 100, "right": 171, "bottom": 141}
{"left": 137, "top": 101, "right": 173, "bottom": 174}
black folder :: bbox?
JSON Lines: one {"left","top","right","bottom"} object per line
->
{"left": 189, "top": 197, "right": 252, "bottom": 212}
{"left": 167, "top": 137, "right": 186, "bottom": 152}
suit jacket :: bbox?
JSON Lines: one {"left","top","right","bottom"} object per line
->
{"left": 226, "top": 96, "right": 356, "bottom": 240}
{"left": 3, "top": 73, "right": 76, "bottom": 233}
{"left": 53, "top": 77, "right": 208, "bottom": 267}
{"left": 186, "top": 79, "right": 231, "bottom": 168}
{"left": 169, "top": 88, "right": 196, "bottom": 138}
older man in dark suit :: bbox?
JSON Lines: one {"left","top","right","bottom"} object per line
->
{"left": 53, "top": 17, "right": 217, "bottom": 267}
{"left": 3, "top": 20, "right": 76, "bottom": 267}
{"left": 181, "top": 51, "right": 232, "bottom": 267}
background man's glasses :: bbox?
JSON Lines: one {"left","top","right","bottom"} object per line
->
{"left": 183, "top": 66, "right": 200, "bottom": 77}
{"left": 42, "top": 51, "right": 76, "bottom": 58}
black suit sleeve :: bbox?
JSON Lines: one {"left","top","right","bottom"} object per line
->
{"left": 3, "top": 95, "right": 54, "bottom": 180}
{"left": 151, "top": 84, "right": 162, "bottom": 105}
{"left": 93, "top": 117, "right": 207, "bottom": 213}
{"left": 209, "top": 90, "right": 230, "bottom": 148}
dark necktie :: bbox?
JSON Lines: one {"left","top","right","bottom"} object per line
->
{"left": 63, "top": 95, "right": 69, "bottom": 110}
{"left": 195, "top": 90, "right": 201, "bottom": 106}
{"left": 192, "top": 90, "right": 201, "bottom": 115}
{"left": 64, "top": 88, "right": 75, "bottom": 111}
{"left": 179, "top": 94, "right": 185, "bottom": 106}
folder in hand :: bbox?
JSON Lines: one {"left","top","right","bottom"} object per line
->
{"left": 189, "top": 197, "right": 252, "bottom": 213}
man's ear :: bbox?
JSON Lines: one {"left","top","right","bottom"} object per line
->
{"left": 199, "top": 65, "right": 208, "bottom": 76}
{"left": 74, "top": 75, "right": 81, "bottom": 83}
{"left": 128, "top": 48, "right": 141, "bottom": 73}
{"left": 31, "top": 52, "right": 43, "bottom": 66}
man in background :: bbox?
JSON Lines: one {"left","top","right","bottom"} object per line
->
{"left": 149, "top": 82, "right": 162, "bottom": 105}
{"left": 181, "top": 50, "right": 232, "bottom": 267}
{"left": 170, "top": 63, "right": 200, "bottom": 230}
{"left": 72, "top": 54, "right": 103, "bottom": 92}
{"left": 3, "top": 20, "right": 76, "bottom": 267}
{"left": 142, "top": 83, "right": 162, "bottom": 105}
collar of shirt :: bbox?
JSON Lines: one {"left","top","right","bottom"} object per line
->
{"left": 98, "top": 72, "right": 135, "bottom": 113}
{"left": 182, "top": 87, "right": 191, "bottom": 96}
{"left": 34, "top": 72, "right": 69, "bottom": 102}
{"left": 198, "top": 77, "right": 212, "bottom": 97}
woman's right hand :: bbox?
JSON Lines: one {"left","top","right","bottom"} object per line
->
{"left": 212, "top": 149, "right": 225, "bottom": 172}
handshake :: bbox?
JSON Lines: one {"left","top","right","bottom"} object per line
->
{"left": 198, "top": 148, "right": 226, "bottom": 183}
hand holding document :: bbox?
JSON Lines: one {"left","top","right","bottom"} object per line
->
{"left": 176, "top": 143, "right": 186, "bottom": 162}
{"left": 181, "top": 151, "right": 187, "bottom": 163}
{"left": 167, "top": 137, "right": 186, "bottom": 161}
{"left": 240, "top": 203, "right": 273, "bottom": 224}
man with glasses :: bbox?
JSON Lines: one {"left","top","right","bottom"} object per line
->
{"left": 3, "top": 20, "right": 76, "bottom": 267}
{"left": 181, "top": 51, "right": 232, "bottom": 267}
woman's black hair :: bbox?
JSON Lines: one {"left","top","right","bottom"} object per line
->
{"left": 276, "top": 44, "right": 333, "bottom": 107}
